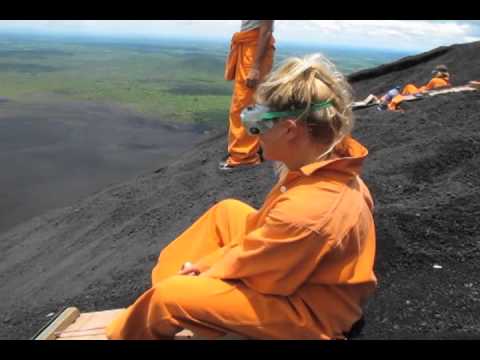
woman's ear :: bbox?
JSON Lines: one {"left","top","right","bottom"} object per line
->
{"left": 282, "top": 118, "right": 299, "bottom": 140}
{"left": 282, "top": 118, "right": 302, "bottom": 141}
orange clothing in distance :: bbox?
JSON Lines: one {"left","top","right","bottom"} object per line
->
{"left": 224, "top": 28, "right": 275, "bottom": 166}
{"left": 402, "top": 76, "right": 450, "bottom": 95}
{"left": 388, "top": 76, "right": 451, "bottom": 110}
{"left": 106, "top": 137, "right": 377, "bottom": 340}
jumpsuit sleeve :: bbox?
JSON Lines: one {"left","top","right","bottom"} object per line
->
{"left": 423, "top": 80, "right": 435, "bottom": 91}
{"left": 202, "top": 198, "right": 335, "bottom": 296}
{"left": 424, "top": 78, "right": 447, "bottom": 91}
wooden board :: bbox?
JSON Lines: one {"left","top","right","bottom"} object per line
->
{"left": 34, "top": 307, "right": 81, "bottom": 340}
{"left": 351, "top": 84, "right": 478, "bottom": 111}
{"left": 34, "top": 307, "right": 246, "bottom": 340}
{"left": 351, "top": 94, "right": 380, "bottom": 110}
{"left": 55, "top": 308, "right": 124, "bottom": 340}
{"left": 427, "top": 85, "right": 477, "bottom": 96}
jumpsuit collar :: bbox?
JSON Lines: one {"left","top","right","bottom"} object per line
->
{"left": 292, "top": 137, "right": 369, "bottom": 179}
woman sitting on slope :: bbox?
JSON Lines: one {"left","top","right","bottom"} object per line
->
{"left": 106, "top": 54, "right": 378, "bottom": 340}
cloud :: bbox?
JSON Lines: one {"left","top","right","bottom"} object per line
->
{"left": 0, "top": 20, "right": 479, "bottom": 51}
{"left": 464, "top": 36, "right": 480, "bottom": 43}
{"left": 273, "top": 20, "right": 477, "bottom": 51}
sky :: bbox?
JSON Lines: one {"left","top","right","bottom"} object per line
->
{"left": 0, "top": 20, "right": 479, "bottom": 52}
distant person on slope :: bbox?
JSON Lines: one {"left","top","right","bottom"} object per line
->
{"left": 106, "top": 54, "right": 377, "bottom": 340}
{"left": 388, "top": 64, "right": 451, "bottom": 110}
{"left": 219, "top": 20, "right": 276, "bottom": 171}
{"left": 401, "top": 64, "right": 451, "bottom": 95}
{"left": 351, "top": 86, "right": 401, "bottom": 110}
{"left": 377, "top": 85, "right": 402, "bottom": 110}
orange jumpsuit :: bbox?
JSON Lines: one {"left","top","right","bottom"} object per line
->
{"left": 388, "top": 76, "right": 451, "bottom": 110}
{"left": 224, "top": 28, "right": 275, "bottom": 166}
{"left": 106, "top": 137, "right": 377, "bottom": 340}
{"left": 401, "top": 76, "right": 450, "bottom": 95}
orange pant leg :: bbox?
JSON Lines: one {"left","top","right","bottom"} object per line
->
{"left": 227, "top": 44, "right": 274, "bottom": 166}
{"left": 388, "top": 94, "right": 405, "bottom": 111}
{"left": 106, "top": 275, "right": 327, "bottom": 340}
{"left": 401, "top": 84, "right": 420, "bottom": 95}
{"left": 151, "top": 199, "right": 256, "bottom": 285}
{"left": 107, "top": 199, "right": 257, "bottom": 339}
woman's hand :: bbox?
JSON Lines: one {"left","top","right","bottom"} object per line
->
{"left": 246, "top": 67, "right": 260, "bottom": 89}
{"left": 178, "top": 262, "right": 201, "bottom": 276}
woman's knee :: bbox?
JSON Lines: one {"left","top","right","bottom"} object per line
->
{"left": 215, "top": 198, "right": 255, "bottom": 216}
{"left": 216, "top": 198, "right": 244, "bottom": 209}
{"left": 402, "top": 84, "right": 418, "bottom": 95}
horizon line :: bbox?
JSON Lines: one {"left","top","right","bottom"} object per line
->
{"left": 0, "top": 29, "right": 421, "bottom": 54}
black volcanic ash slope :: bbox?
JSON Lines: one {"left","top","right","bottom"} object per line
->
{"left": 348, "top": 40, "right": 480, "bottom": 98}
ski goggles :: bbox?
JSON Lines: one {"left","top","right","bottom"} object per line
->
{"left": 240, "top": 100, "right": 334, "bottom": 136}
{"left": 432, "top": 68, "right": 448, "bottom": 75}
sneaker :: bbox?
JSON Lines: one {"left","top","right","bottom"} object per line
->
{"left": 218, "top": 160, "right": 261, "bottom": 172}
{"left": 218, "top": 161, "right": 236, "bottom": 171}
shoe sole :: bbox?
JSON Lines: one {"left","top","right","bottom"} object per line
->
{"left": 218, "top": 162, "right": 262, "bottom": 172}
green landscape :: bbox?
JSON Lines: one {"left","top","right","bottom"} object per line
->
{"left": 0, "top": 33, "right": 411, "bottom": 127}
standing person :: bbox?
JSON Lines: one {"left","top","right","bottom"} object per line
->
{"left": 219, "top": 20, "right": 276, "bottom": 171}
{"left": 106, "top": 54, "right": 377, "bottom": 340}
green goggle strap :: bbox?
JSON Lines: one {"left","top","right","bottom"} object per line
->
{"left": 259, "top": 100, "right": 333, "bottom": 121}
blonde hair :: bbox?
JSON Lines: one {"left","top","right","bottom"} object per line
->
{"left": 254, "top": 53, "right": 354, "bottom": 179}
